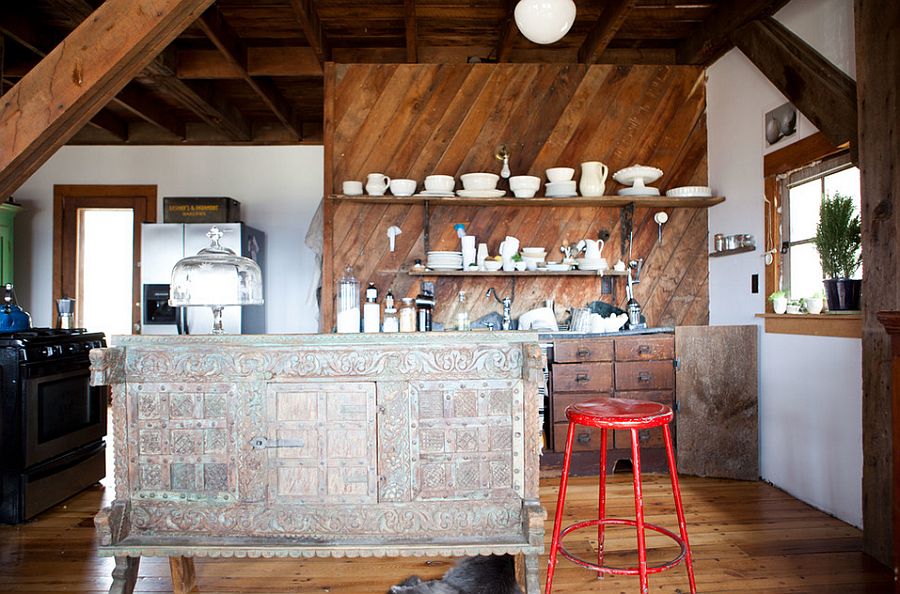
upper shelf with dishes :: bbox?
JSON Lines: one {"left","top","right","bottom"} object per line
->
{"left": 332, "top": 165, "right": 724, "bottom": 208}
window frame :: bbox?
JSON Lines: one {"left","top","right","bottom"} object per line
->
{"left": 759, "top": 133, "right": 861, "bottom": 338}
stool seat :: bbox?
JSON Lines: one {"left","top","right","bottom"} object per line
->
{"left": 566, "top": 397, "right": 674, "bottom": 430}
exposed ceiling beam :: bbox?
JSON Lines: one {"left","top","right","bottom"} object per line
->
{"left": 176, "top": 47, "right": 322, "bottom": 78}
{"left": 288, "top": 0, "right": 329, "bottom": 66}
{"left": 195, "top": 7, "right": 302, "bottom": 140}
{"left": 144, "top": 57, "right": 252, "bottom": 141}
{"left": 676, "top": 0, "right": 790, "bottom": 65}
{"left": 493, "top": 0, "right": 517, "bottom": 63}
{"left": 404, "top": 0, "right": 417, "bottom": 63}
{"left": 0, "top": 5, "right": 186, "bottom": 139}
{"left": 0, "top": 0, "right": 215, "bottom": 199}
{"left": 732, "top": 16, "right": 857, "bottom": 149}
{"left": 85, "top": 109, "right": 129, "bottom": 141}
{"left": 578, "top": 0, "right": 636, "bottom": 64}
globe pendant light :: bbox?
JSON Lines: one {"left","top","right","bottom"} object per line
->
{"left": 514, "top": 0, "right": 577, "bottom": 45}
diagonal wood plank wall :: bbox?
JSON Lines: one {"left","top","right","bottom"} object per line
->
{"left": 322, "top": 63, "right": 709, "bottom": 331}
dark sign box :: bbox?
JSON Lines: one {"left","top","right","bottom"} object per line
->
{"left": 163, "top": 197, "right": 241, "bottom": 223}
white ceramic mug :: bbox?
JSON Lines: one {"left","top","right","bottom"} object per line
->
{"left": 366, "top": 173, "right": 391, "bottom": 196}
{"left": 342, "top": 180, "right": 363, "bottom": 196}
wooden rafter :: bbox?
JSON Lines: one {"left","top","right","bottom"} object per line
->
{"left": 405, "top": 0, "right": 417, "bottom": 63}
{"left": 196, "top": 7, "right": 302, "bottom": 140}
{"left": 288, "top": 0, "right": 329, "bottom": 66}
{"left": 578, "top": 0, "right": 636, "bottom": 64}
{"left": 494, "top": 0, "right": 518, "bottom": 63}
{"left": 0, "top": 5, "right": 185, "bottom": 140}
{"left": 144, "top": 55, "right": 251, "bottom": 141}
{"left": 0, "top": 0, "right": 216, "bottom": 198}
{"left": 176, "top": 47, "right": 322, "bottom": 78}
{"left": 84, "top": 109, "right": 129, "bottom": 141}
{"left": 676, "top": 0, "right": 790, "bottom": 65}
{"left": 732, "top": 16, "right": 857, "bottom": 150}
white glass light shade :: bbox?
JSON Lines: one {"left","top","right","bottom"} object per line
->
{"left": 514, "top": 0, "right": 577, "bottom": 45}
{"left": 169, "top": 227, "right": 263, "bottom": 334}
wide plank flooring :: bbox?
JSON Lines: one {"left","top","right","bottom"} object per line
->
{"left": 0, "top": 473, "right": 892, "bottom": 593}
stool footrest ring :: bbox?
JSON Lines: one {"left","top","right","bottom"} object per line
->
{"left": 559, "top": 518, "right": 687, "bottom": 576}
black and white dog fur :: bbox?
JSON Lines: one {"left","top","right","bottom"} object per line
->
{"left": 388, "top": 555, "right": 522, "bottom": 594}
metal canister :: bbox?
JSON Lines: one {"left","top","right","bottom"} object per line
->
{"left": 714, "top": 233, "right": 725, "bottom": 252}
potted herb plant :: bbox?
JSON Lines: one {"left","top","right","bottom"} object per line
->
{"left": 768, "top": 290, "right": 788, "bottom": 314}
{"left": 814, "top": 191, "right": 862, "bottom": 311}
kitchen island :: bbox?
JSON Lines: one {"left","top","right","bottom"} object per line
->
{"left": 89, "top": 333, "right": 545, "bottom": 594}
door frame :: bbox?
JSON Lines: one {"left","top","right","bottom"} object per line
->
{"left": 52, "top": 184, "right": 157, "bottom": 331}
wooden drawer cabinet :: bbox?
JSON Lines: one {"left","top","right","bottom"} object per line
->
{"left": 615, "top": 360, "right": 674, "bottom": 391}
{"left": 554, "top": 339, "right": 614, "bottom": 363}
{"left": 552, "top": 423, "right": 608, "bottom": 452}
{"left": 552, "top": 392, "right": 612, "bottom": 424}
{"left": 552, "top": 362, "right": 613, "bottom": 393}
{"left": 615, "top": 335, "right": 675, "bottom": 361}
{"left": 612, "top": 391, "right": 674, "bottom": 450}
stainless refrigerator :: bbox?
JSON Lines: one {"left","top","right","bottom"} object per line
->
{"left": 140, "top": 223, "right": 266, "bottom": 335}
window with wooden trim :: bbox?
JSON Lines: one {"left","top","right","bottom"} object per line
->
{"left": 779, "top": 152, "right": 860, "bottom": 300}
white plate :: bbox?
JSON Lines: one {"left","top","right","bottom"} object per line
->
{"left": 427, "top": 265, "right": 463, "bottom": 271}
{"left": 416, "top": 191, "right": 455, "bottom": 197}
{"left": 666, "top": 186, "right": 712, "bottom": 197}
{"left": 546, "top": 192, "right": 578, "bottom": 198}
{"left": 546, "top": 263, "right": 572, "bottom": 272}
{"left": 617, "top": 186, "right": 660, "bottom": 196}
{"left": 612, "top": 165, "right": 663, "bottom": 186}
{"left": 427, "top": 250, "right": 462, "bottom": 255}
{"left": 456, "top": 189, "right": 506, "bottom": 198}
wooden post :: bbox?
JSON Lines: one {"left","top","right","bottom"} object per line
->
{"left": 169, "top": 556, "right": 197, "bottom": 594}
{"left": 0, "top": 0, "right": 215, "bottom": 198}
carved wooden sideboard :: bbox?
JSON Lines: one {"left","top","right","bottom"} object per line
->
{"left": 89, "top": 333, "right": 545, "bottom": 594}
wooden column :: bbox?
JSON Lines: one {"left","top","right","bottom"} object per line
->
{"left": 0, "top": 0, "right": 215, "bottom": 198}
{"left": 857, "top": 0, "right": 900, "bottom": 568}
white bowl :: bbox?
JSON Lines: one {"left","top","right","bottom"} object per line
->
{"left": 460, "top": 172, "right": 499, "bottom": 191}
{"left": 546, "top": 263, "right": 571, "bottom": 272}
{"left": 513, "top": 189, "right": 537, "bottom": 198}
{"left": 483, "top": 260, "right": 503, "bottom": 271}
{"left": 509, "top": 175, "right": 541, "bottom": 189}
{"left": 425, "top": 175, "right": 455, "bottom": 192}
{"left": 389, "top": 178, "right": 417, "bottom": 196}
{"left": 546, "top": 167, "right": 575, "bottom": 182}
{"left": 521, "top": 247, "right": 546, "bottom": 255}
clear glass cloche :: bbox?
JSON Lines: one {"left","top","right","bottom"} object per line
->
{"left": 169, "top": 227, "right": 263, "bottom": 334}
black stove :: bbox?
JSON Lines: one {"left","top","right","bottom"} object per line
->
{"left": 1, "top": 327, "right": 108, "bottom": 523}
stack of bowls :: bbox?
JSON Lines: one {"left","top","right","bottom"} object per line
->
{"left": 509, "top": 175, "right": 541, "bottom": 198}
{"left": 545, "top": 167, "right": 577, "bottom": 197}
{"left": 521, "top": 246, "right": 547, "bottom": 270}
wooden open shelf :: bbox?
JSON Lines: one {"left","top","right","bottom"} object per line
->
{"left": 709, "top": 245, "right": 756, "bottom": 257}
{"left": 331, "top": 194, "right": 725, "bottom": 208}
{"left": 408, "top": 269, "right": 629, "bottom": 277}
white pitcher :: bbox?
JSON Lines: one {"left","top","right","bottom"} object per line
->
{"left": 365, "top": 173, "right": 391, "bottom": 196}
{"left": 583, "top": 238, "right": 604, "bottom": 260}
{"left": 579, "top": 161, "right": 609, "bottom": 197}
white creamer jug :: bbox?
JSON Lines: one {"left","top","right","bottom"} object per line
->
{"left": 579, "top": 161, "right": 609, "bottom": 197}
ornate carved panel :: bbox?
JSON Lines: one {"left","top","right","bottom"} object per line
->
{"left": 263, "top": 382, "right": 377, "bottom": 504}
{"left": 376, "top": 382, "right": 412, "bottom": 502}
{"left": 409, "top": 380, "right": 524, "bottom": 501}
{"left": 127, "top": 383, "right": 237, "bottom": 503}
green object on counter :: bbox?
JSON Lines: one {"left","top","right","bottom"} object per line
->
{"left": 0, "top": 202, "right": 22, "bottom": 286}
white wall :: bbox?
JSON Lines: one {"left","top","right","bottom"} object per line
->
{"left": 13, "top": 145, "right": 324, "bottom": 333}
{"left": 707, "top": 0, "right": 862, "bottom": 526}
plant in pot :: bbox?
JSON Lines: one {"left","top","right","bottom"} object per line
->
{"left": 814, "top": 191, "right": 862, "bottom": 311}
{"left": 768, "top": 290, "right": 788, "bottom": 314}
{"left": 804, "top": 289, "right": 825, "bottom": 315}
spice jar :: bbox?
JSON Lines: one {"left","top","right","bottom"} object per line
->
{"left": 714, "top": 233, "right": 725, "bottom": 252}
{"left": 399, "top": 297, "right": 416, "bottom": 333}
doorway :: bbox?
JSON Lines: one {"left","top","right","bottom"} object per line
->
{"left": 53, "top": 185, "right": 157, "bottom": 338}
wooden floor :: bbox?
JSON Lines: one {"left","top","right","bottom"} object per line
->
{"left": 0, "top": 472, "right": 892, "bottom": 594}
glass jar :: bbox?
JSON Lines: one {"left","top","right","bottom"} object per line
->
{"left": 456, "top": 291, "right": 469, "bottom": 331}
{"left": 336, "top": 265, "right": 360, "bottom": 333}
{"left": 399, "top": 297, "right": 416, "bottom": 333}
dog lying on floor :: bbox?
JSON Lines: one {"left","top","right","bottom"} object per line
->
{"left": 388, "top": 555, "right": 523, "bottom": 594}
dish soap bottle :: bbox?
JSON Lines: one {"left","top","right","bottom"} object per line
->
{"left": 456, "top": 290, "right": 470, "bottom": 331}
{"left": 363, "top": 283, "right": 380, "bottom": 333}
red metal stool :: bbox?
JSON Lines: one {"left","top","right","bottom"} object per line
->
{"left": 545, "top": 397, "right": 697, "bottom": 594}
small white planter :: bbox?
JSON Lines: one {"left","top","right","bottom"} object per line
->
{"left": 786, "top": 302, "right": 802, "bottom": 314}
{"left": 772, "top": 296, "right": 787, "bottom": 314}
{"left": 804, "top": 298, "right": 824, "bottom": 315}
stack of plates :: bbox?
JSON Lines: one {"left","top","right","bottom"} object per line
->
{"left": 426, "top": 251, "right": 463, "bottom": 270}
{"left": 546, "top": 181, "right": 577, "bottom": 198}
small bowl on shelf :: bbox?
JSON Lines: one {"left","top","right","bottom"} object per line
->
{"left": 483, "top": 260, "right": 503, "bottom": 272}
{"left": 461, "top": 173, "right": 500, "bottom": 191}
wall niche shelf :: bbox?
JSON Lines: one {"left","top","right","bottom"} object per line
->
{"left": 709, "top": 246, "right": 755, "bottom": 257}
{"left": 408, "top": 269, "right": 629, "bottom": 277}
{"left": 331, "top": 194, "right": 725, "bottom": 208}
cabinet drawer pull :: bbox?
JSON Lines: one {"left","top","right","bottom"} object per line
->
{"left": 637, "top": 371, "right": 652, "bottom": 383}
{"left": 638, "top": 429, "right": 651, "bottom": 442}
{"left": 575, "top": 373, "right": 591, "bottom": 383}
{"left": 637, "top": 344, "right": 652, "bottom": 354}
{"left": 577, "top": 432, "right": 591, "bottom": 444}
{"left": 576, "top": 348, "right": 591, "bottom": 358}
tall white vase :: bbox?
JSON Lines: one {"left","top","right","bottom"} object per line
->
{"left": 579, "top": 161, "right": 609, "bottom": 197}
